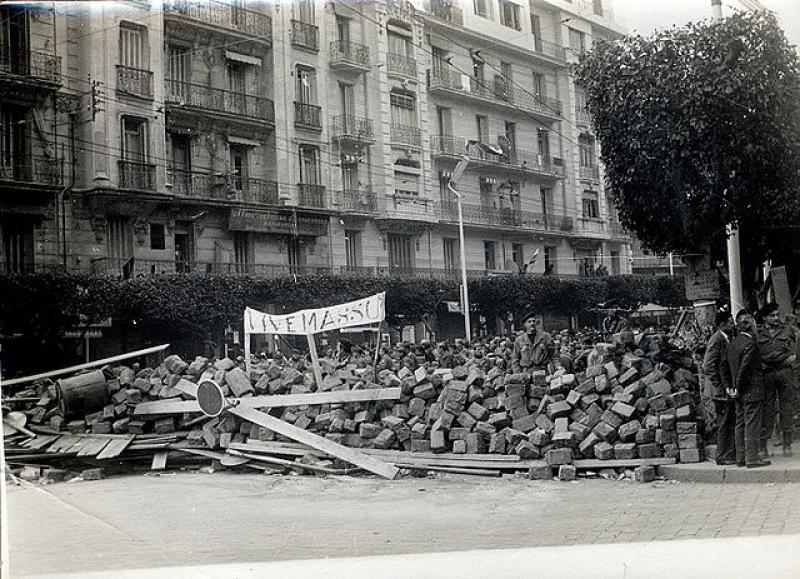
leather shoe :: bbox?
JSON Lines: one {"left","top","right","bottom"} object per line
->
{"left": 746, "top": 460, "right": 772, "bottom": 468}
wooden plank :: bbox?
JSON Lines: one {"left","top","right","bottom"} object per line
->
{"left": 229, "top": 406, "right": 399, "bottom": 480}
{"left": 573, "top": 457, "right": 676, "bottom": 469}
{"left": 28, "top": 435, "right": 60, "bottom": 451}
{"left": 2, "top": 344, "right": 170, "bottom": 387}
{"left": 134, "top": 387, "right": 403, "bottom": 416}
{"left": 95, "top": 436, "right": 136, "bottom": 460}
{"left": 306, "top": 334, "right": 324, "bottom": 390}
{"left": 395, "top": 463, "right": 501, "bottom": 477}
{"left": 151, "top": 450, "right": 169, "bottom": 470}
{"left": 47, "top": 435, "right": 77, "bottom": 454}
{"left": 64, "top": 437, "right": 96, "bottom": 455}
{"left": 77, "top": 438, "right": 112, "bottom": 457}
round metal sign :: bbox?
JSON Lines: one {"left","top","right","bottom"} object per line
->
{"left": 197, "top": 379, "right": 226, "bottom": 417}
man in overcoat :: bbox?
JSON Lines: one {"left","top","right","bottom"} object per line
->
{"left": 703, "top": 311, "right": 736, "bottom": 465}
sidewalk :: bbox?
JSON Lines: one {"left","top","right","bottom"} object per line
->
{"left": 659, "top": 451, "right": 800, "bottom": 483}
{"left": 20, "top": 534, "right": 800, "bottom": 579}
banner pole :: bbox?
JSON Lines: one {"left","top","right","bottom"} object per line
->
{"left": 306, "top": 333, "right": 324, "bottom": 388}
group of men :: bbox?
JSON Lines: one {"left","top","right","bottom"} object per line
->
{"left": 704, "top": 304, "right": 797, "bottom": 468}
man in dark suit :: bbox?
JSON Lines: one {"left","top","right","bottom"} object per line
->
{"left": 704, "top": 311, "right": 736, "bottom": 465}
{"left": 722, "top": 311, "right": 770, "bottom": 468}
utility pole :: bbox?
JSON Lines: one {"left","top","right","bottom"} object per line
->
{"left": 711, "top": 0, "right": 745, "bottom": 315}
{"left": 448, "top": 156, "right": 471, "bottom": 342}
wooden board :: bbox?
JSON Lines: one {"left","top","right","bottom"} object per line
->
{"left": 573, "top": 457, "right": 676, "bottom": 469}
{"left": 77, "top": 438, "right": 112, "bottom": 457}
{"left": 229, "top": 406, "right": 399, "bottom": 480}
{"left": 151, "top": 450, "right": 168, "bottom": 470}
{"left": 134, "top": 387, "right": 403, "bottom": 416}
{"left": 95, "top": 435, "right": 135, "bottom": 460}
{"left": 47, "top": 435, "right": 79, "bottom": 454}
{"left": 21, "top": 435, "right": 59, "bottom": 451}
{"left": 64, "top": 437, "right": 96, "bottom": 455}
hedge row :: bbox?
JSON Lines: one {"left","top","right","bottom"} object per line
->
{"left": 0, "top": 273, "right": 687, "bottom": 345}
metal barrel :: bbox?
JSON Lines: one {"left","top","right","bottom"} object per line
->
{"left": 55, "top": 370, "right": 109, "bottom": 418}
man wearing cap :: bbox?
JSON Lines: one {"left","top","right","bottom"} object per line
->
{"left": 511, "top": 312, "right": 556, "bottom": 374}
{"left": 756, "top": 302, "right": 796, "bottom": 457}
{"left": 703, "top": 311, "right": 736, "bottom": 465}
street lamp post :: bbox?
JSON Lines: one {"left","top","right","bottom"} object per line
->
{"left": 448, "top": 155, "right": 471, "bottom": 342}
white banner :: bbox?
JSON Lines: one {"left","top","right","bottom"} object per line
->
{"left": 245, "top": 292, "right": 386, "bottom": 336}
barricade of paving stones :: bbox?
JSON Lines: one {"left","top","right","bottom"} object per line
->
{"left": 20, "top": 346, "right": 705, "bottom": 466}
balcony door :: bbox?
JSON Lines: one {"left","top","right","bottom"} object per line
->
{"left": 296, "top": 66, "right": 316, "bottom": 105}
{"left": 2, "top": 220, "right": 33, "bottom": 273}
{"left": 339, "top": 82, "right": 355, "bottom": 131}
{"left": 174, "top": 220, "right": 194, "bottom": 273}
{"left": 388, "top": 234, "right": 414, "bottom": 273}
{"left": 287, "top": 237, "right": 306, "bottom": 272}
{"left": 443, "top": 238, "right": 458, "bottom": 273}
{"left": 0, "top": 7, "right": 28, "bottom": 75}
{"left": 167, "top": 45, "right": 189, "bottom": 100}
{"left": 122, "top": 117, "right": 147, "bottom": 162}
{"left": 168, "top": 133, "right": 191, "bottom": 194}
{"left": 299, "top": 145, "right": 320, "bottom": 185}
{"left": 336, "top": 15, "right": 349, "bottom": 44}
{"left": 0, "top": 105, "right": 26, "bottom": 179}
{"left": 230, "top": 144, "right": 248, "bottom": 192}
{"left": 107, "top": 216, "right": 133, "bottom": 264}
{"left": 233, "top": 231, "right": 250, "bottom": 273}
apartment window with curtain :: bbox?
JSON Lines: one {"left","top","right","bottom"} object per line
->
{"left": 537, "top": 128, "right": 550, "bottom": 159}
{"left": 436, "top": 106, "right": 452, "bottom": 137}
{"left": 121, "top": 116, "right": 147, "bottom": 162}
{"left": 484, "top": 241, "right": 496, "bottom": 270}
{"left": 499, "top": 0, "right": 521, "bottom": 30}
{"left": 579, "top": 134, "right": 595, "bottom": 167}
{"left": 390, "top": 90, "right": 416, "bottom": 127}
{"left": 569, "top": 28, "right": 586, "bottom": 53}
{"left": 582, "top": 191, "right": 599, "bottom": 219}
{"left": 344, "top": 230, "right": 362, "bottom": 268}
{"left": 443, "top": 238, "right": 458, "bottom": 271}
{"left": 431, "top": 45, "right": 448, "bottom": 76}
{"left": 107, "top": 216, "right": 133, "bottom": 261}
{"left": 299, "top": 144, "right": 320, "bottom": 185}
{"left": 296, "top": 65, "right": 317, "bottom": 104}
{"left": 388, "top": 32, "right": 413, "bottom": 59}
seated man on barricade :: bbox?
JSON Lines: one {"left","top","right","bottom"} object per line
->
{"left": 511, "top": 311, "right": 556, "bottom": 374}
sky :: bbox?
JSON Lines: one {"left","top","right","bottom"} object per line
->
{"left": 613, "top": 0, "right": 800, "bottom": 47}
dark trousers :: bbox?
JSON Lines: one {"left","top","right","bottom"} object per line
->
{"left": 735, "top": 398, "right": 763, "bottom": 465}
{"left": 715, "top": 398, "right": 736, "bottom": 460}
{"left": 761, "top": 368, "right": 795, "bottom": 443}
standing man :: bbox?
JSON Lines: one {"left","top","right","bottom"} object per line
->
{"left": 723, "top": 311, "right": 770, "bottom": 468}
{"left": 756, "top": 303, "right": 796, "bottom": 457}
{"left": 703, "top": 311, "right": 736, "bottom": 465}
{"left": 511, "top": 311, "right": 556, "bottom": 373}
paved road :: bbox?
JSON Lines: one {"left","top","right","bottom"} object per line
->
{"left": 8, "top": 471, "right": 800, "bottom": 576}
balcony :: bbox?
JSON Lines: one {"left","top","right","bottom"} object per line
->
{"left": 294, "top": 101, "right": 323, "bottom": 131}
{"left": 425, "top": 0, "right": 464, "bottom": 25}
{"left": 580, "top": 165, "right": 601, "bottom": 182}
{"left": 430, "top": 135, "right": 566, "bottom": 178}
{"left": 167, "top": 168, "right": 279, "bottom": 205}
{"left": 0, "top": 49, "right": 61, "bottom": 86}
{"left": 427, "top": 68, "right": 562, "bottom": 120}
{"left": 334, "top": 188, "right": 378, "bottom": 214}
{"left": 118, "top": 160, "right": 156, "bottom": 191}
{"left": 330, "top": 40, "right": 370, "bottom": 72}
{"left": 384, "top": 193, "right": 435, "bottom": 221}
{"left": 435, "top": 201, "right": 567, "bottom": 232}
{"left": 290, "top": 20, "right": 319, "bottom": 52}
{"left": 532, "top": 37, "right": 567, "bottom": 63}
{"left": 165, "top": 80, "right": 275, "bottom": 125}
{"left": 386, "top": 53, "right": 417, "bottom": 78}
{"left": 385, "top": 0, "right": 414, "bottom": 21}
{"left": 0, "top": 155, "right": 62, "bottom": 187}
{"left": 163, "top": 0, "right": 272, "bottom": 43}
{"left": 297, "top": 183, "right": 327, "bottom": 208}
{"left": 575, "top": 106, "right": 591, "bottom": 125}
{"left": 116, "top": 65, "right": 153, "bottom": 99}
{"left": 579, "top": 217, "right": 606, "bottom": 236}
{"left": 390, "top": 123, "right": 422, "bottom": 149}
{"left": 331, "top": 114, "right": 374, "bottom": 145}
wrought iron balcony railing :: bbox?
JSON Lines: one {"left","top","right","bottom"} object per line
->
{"left": 297, "top": 183, "right": 327, "bottom": 208}
{"left": 334, "top": 188, "right": 378, "bottom": 213}
{"left": 390, "top": 123, "right": 422, "bottom": 148}
{"left": 0, "top": 49, "right": 61, "bottom": 83}
{"left": 168, "top": 168, "right": 279, "bottom": 204}
{"left": 434, "top": 200, "right": 567, "bottom": 232}
{"left": 290, "top": 19, "right": 319, "bottom": 51}
{"left": 164, "top": 0, "right": 272, "bottom": 41}
{"left": 118, "top": 160, "right": 156, "bottom": 191}
{"left": 117, "top": 65, "right": 153, "bottom": 98}
{"left": 331, "top": 114, "right": 374, "bottom": 142}
{"left": 386, "top": 52, "right": 417, "bottom": 77}
{"left": 532, "top": 37, "right": 567, "bottom": 62}
{"left": 425, "top": 0, "right": 464, "bottom": 25}
{"left": 294, "top": 101, "right": 323, "bottom": 130}
{"left": 165, "top": 80, "right": 275, "bottom": 123}
{"left": 330, "top": 40, "right": 370, "bottom": 69}
{"left": 0, "top": 155, "right": 62, "bottom": 186}
{"left": 580, "top": 165, "right": 600, "bottom": 181}
{"left": 430, "top": 136, "right": 566, "bottom": 177}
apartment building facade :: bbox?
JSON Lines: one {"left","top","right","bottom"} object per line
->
{"left": 0, "top": 0, "right": 630, "bottom": 281}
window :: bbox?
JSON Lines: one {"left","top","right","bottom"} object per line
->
{"left": 540, "top": 188, "right": 552, "bottom": 216}
{"left": 611, "top": 251, "right": 620, "bottom": 275}
{"left": 230, "top": 144, "right": 248, "bottom": 190}
{"left": 294, "top": 0, "right": 315, "bottom": 24}
{"left": 575, "top": 88, "right": 588, "bottom": 112}
{"left": 530, "top": 14, "right": 542, "bottom": 51}
{"left": 296, "top": 66, "right": 317, "bottom": 104}
{"left": 532, "top": 72, "right": 545, "bottom": 98}
{"left": 439, "top": 171, "right": 455, "bottom": 204}
{"left": 579, "top": 135, "right": 595, "bottom": 167}
{"left": 149, "top": 223, "right": 165, "bottom": 250}
{"left": 107, "top": 216, "right": 133, "bottom": 260}
{"left": 388, "top": 32, "right": 413, "bottom": 59}
{"left": 436, "top": 106, "right": 452, "bottom": 137}
{"left": 234, "top": 232, "right": 250, "bottom": 267}
{"left": 569, "top": 28, "right": 586, "bottom": 53}
{"left": 2, "top": 220, "right": 33, "bottom": 273}
{"left": 390, "top": 90, "right": 416, "bottom": 126}
{"left": 537, "top": 128, "right": 550, "bottom": 159}
{"left": 119, "top": 23, "right": 146, "bottom": 69}
{"left": 500, "top": 61, "right": 513, "bottom": 82}
{"left": 484, "top": 241, "right": 496, "bottom": 270}
{"left": 167, "top": 45, "right": 188, "bottom": 83}
{"left": 479, "top": 176, "right": 494, "bottom": 204}
{"left": 395, "top": 172, "right": 419, "bottom": 196}
{"left": 388, "top": 234, "right": 414, "bottom": 271}
{"left": 476, "top": 114, "right": 489, "bottom": 143}
{"left": 228, "top": 60, "right": 246, "bottom": 94}
{"left": 169, "top": 133, "right": 191, "bottom": 172}
{"left": 473, "top": 0, "right": 488, "bottom": 18}
{"left": 341, "top": 160, "right": 359, "bottom": 191}
{"left": 344, "top": 230, "right": 361, "bottom": 268}
{"left": 582, "top": 191, "right": 599, "bottom": 219}
{"left": 593, "top": 0, "right": 604, "bottom": 17}
{"left": 512, "top": 243, "right": 524, "bottom": 271}
{"left": 443, "top": 238, "right": 458, "bottom": 271}
{"left": 299, "top": 144, "right": 320, "bottom": 184}
{"left": 504, "top": 121, "right": 516, "bottom": 151}
{"left": 499, "top": 0, "right": 521, "bottom": 30}
{"left": 339, "top": 82, "right": 355, "bottom": 117}
{"left": 0, "top": 8, "right": 27, "bottom": 72}
{"left": 431, "top": 46, "right": 448, "bottom": 76}
{"left": 472, "top": 54, "right": 485, "bottom": 83}
{"left": 336, "top": 15, "right": 350, "bottom": 43}
{"left": 121, "top": 117, "right": 147, "bottom": 161}
{"left": 544, "top": 246, "right": 554, "bottom": 274}
{"left": 0, "top": 105, "right": 26, "bottom": 176}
